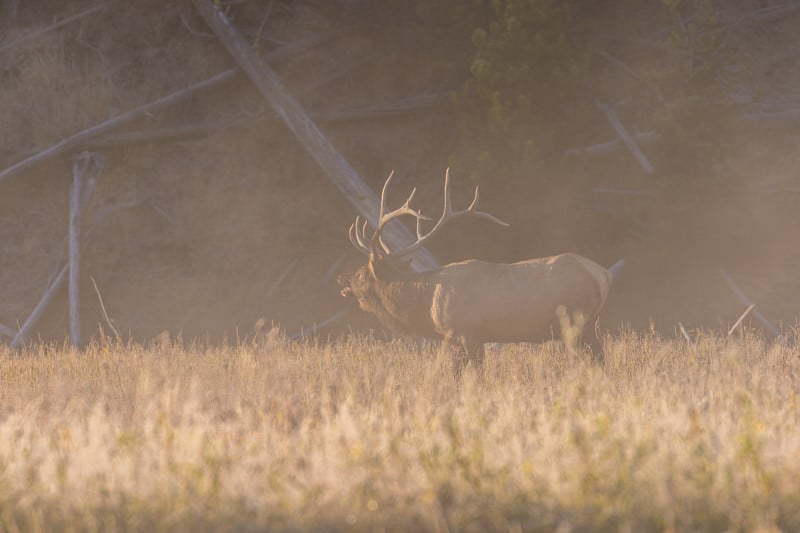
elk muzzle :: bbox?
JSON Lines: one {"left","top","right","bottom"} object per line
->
{"left": 337, "top": 274, "right": 353, "bottom": 298}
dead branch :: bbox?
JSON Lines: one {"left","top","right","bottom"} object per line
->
{"left": 720, "top": 270, "right": 780, "bottom": 337}
{"left": 83, "top": 118, "right": 245, "bottom": 148}
{"left": 717, "top": 3, "right": 800, "bottom": 32}
{"left": 594, "top": 100, "right": 655, "bottom": 174}
{"left": 0, "top": 69, "right": 237, "bottom": 186}
{"left": 727, "top": 304, "right": 756, "bottom": 337}
{"left": 179, "top": 11, "right": 214, "bottom": 38}
{"left": 193, "top": 0, "right": 438, "bottom": 272}
{"left": 83, "top": 91, "right": 443, "bottom": 150}
{"left": 0, "top": 33, "right": 334, "bottom": 186}
{"left": 90, "top": 276, "right": 121, "bottom": 340}
{"left": 0, "top": 1, "right": 113, "bottom": 55}
{"left": 592, "top": 50, "right": 642, "bottom": 82}
{"left": 253, "top": 0, "right": 276, "bottom": 48}
{"left": 565, "top": 130, "right": 660, "bottom": 157}
{"left": 678, "top": 322, "right": 692, "bottom": 344}
{"left": 738, "top": 106, "right": 800, "bottom": 126}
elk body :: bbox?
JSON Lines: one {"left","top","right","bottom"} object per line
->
{"left": 338, "top": 169, "right": 612, "bottom": 372}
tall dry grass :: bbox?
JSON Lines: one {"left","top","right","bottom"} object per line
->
{"left": 1, "top": 331, "right": 799, "bottom": 532}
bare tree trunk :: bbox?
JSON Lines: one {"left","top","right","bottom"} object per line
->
{"left": 10, "top": 153, "right": 101, "bottom": 349}
{"left": 192, "top": 0, "right": 438, "bottom": 272}
{"left": 68, "top": 154, "right": 89, "bottom": 346}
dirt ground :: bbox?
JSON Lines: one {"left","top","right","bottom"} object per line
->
{"left": 1, "top": 1, "right": 800, "bottom": 344}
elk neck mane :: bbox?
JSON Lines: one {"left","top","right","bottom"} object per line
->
{"left": 364, "top": 260, "right": 442, "bottom": 337}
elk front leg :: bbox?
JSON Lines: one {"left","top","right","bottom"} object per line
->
{"left": 463, "top": 338, "right": 485, "bottom": 373}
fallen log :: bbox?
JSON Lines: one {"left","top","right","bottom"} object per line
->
{"left": 192, "top": 0, "right": 438, "bottom": 272}
{"left": 0, "top": 69, "right": 236, "bottom": 186}
{"left": 0, "top": 34, "right": 334, "bottom": 186}
{"left": 83, "top": 92, "right": 443, "bottom": 149}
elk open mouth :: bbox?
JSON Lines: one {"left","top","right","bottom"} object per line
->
{"left": 340, "top": 287, "right": 352, "bottom": 298}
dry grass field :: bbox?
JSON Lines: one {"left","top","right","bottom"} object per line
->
{"left": 1, "top": 332, "right": 799, "bottom": 532}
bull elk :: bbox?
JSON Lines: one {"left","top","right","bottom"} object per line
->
{"left": 338, "top": 169, "right": 612, "bottom": 372}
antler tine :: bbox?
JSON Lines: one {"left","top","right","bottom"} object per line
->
{"left": 348, "top": 168, "right": 504, "bottom": 262}
{"left": 348, "top": 222, "right": 363, "bottom": 253}
{"left": 357, "top": 217, "right": 372, "bottom": 248}
{"left": 377, "top": 170, "right": 395, "bottom": 225}
{"left": 348, "top": 217, "right": 371, "bottom": 256}
{"left": 372, "top": 185, "right": 433, "bottom": 258}
{"left": 467, "top": 186, "right": 480, "bottom": 211}
{"left": 466, "top": 186, "right": 511, "bottom": 227}
{"left": 443, "top": 167, "right": 453, "bottom": 214}
{"left": 378, "top": 167, "right": 510, "bottom": 260}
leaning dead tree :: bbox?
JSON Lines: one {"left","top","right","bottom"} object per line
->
{"left": 192, "top": 0, "right": 438, "bottom": 272}
{"left": 69, "top": 154, "right": 89, "bottom": 345}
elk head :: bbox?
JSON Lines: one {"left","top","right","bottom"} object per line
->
{"left": 338, "top": 168, "right": 509, "bottom": 307}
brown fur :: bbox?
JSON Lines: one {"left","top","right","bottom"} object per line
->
{"left": 338, "top": 253, "right": 612, "bottom": 372}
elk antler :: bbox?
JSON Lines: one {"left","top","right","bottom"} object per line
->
{"left": 348, "top": 168, "right": 509, "bottom": 262}
{"left": 349, "top": 170, "right": 432, "bottom": 260}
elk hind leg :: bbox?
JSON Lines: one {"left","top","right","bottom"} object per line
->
{"left": 439, "top": 335, "right": 468, "bottom": 376}
{"left": 583, "top": 319, "right": 605, "bottom": 364}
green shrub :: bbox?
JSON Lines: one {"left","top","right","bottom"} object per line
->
{"left": 648, "top": 0, "right": 737, "bottom": 191}
{"left": 454, "top": 0, "right": 588, "bottom": 185}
